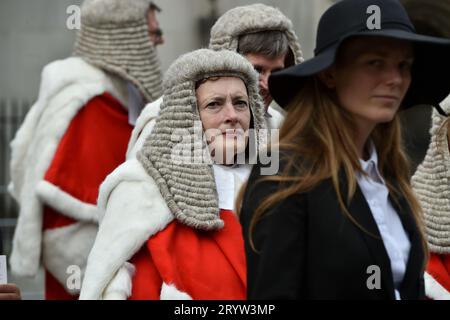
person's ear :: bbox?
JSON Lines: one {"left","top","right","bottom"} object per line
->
{"left": 318, "top": 67, "right": 337, "bottom": 89}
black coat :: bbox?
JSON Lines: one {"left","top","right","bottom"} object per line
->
{"left": 240, "top": 161, "right": 425, "bottom": 300}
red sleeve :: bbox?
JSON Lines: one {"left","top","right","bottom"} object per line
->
{"left": 128, "top": 245, "right": 163, "bottom": 300}
{"left": 428, "top": 253, "right": 450, "bottom": 292}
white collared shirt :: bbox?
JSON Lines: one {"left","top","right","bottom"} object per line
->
{"left": 213, "top": 164, "right": 251, "bottom": 211}
{"left": 356, "top": 143, "right": 411, "bottom": 300}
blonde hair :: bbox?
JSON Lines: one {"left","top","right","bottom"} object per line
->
{"left": 237, "top": 76, "right": 428, "bottom": 267}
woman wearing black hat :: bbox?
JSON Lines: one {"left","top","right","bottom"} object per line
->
{"left": 238, "top": 0, "right": 450, "bottom": 300}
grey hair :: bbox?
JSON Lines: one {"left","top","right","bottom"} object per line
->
{"left": 209, "top": 4, "right": 304, "bottom": 65}
{"left": 238, "top": 31, "right": 288, "bottom": 58}
{"left": 149, "top": 1, "right": 161, "bottom": 12}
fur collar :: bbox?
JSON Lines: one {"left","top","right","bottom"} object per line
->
{"left": 9, "top": 57, "right": 127, "bottom": 277}
{"left": 80, "top": 159, "right": 174, "bottom": 299}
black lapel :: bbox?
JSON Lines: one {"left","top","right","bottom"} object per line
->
{"left": 388, "top": 191, "right": 425, "bottom": 299}
{"left": 338, "top": 171, "right": 395, "bottom": 298}
{"left": 349, "top": 187, "right": 396, "bottom": 299}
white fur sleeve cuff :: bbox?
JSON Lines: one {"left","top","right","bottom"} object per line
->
{"left": 102, "top": 262, "right": 136, "bottom": 300}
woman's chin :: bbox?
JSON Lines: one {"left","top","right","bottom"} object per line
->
{"left": 375, "top": 112, "right": 397, "bottom": 124}
{"left": 362, "top": 110, "right": 397, "bottom": 125}
{"left": 210, "top": 143, "right": 247, "bottom": 165}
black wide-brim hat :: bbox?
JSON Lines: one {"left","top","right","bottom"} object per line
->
{"left": 269, "top": 0, "right": 450, "bottom": 115}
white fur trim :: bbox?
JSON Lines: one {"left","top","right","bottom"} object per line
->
{"left": 80, "top": 158, "right": 251, "bottom": 300}
{"left": 160, "top": 282, "right": 192, "bottom": 300}
{"left": 43, "top": 222, "right": 98, "bottom": 295}
{"left": 425, "top": 272, "right": 450, "bottom": 300}
{"left": 126, "top": 96, "right": 162, "bottom": 159}
{"left": 102, "top": 262, "right": 136, "bottom": 300}
{"left": 266, "top": 103, "right": 285, "bottom": 129}
{"left": 9, "top": 57, "right": 126, "bottom": 278}
{"left": 36, "top": 181, "right": 99, "bottom": 223}
{"left": 80, "top": 159, "right": 174, "bottom": 300}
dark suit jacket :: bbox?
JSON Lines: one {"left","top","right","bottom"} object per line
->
{"left": 240, "top": 160, "right": 425, "bottom": 300}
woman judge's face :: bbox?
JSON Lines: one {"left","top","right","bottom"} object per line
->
{"left": 322, "top": 37, "right": 414, "bottom": 131}
{"left": 196, "top": 77, "right": 251, "bottom": 164}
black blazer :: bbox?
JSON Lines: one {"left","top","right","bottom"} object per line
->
{"left": 240, "top": 160, "right": 425, "bottom": 300}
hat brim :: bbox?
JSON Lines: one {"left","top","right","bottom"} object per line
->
{"left": 268, "top": 45, "right": 337, "bottom": 108}
{"left": 270, "top": 29, "right": 450, "bottom": 110}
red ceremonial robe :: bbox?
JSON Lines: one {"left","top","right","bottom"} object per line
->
{"left": 427, "top": 253, "right": 450, "bottom": 298}
{"left": 42, "top": 93, "right": 132, "bottom": 299}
